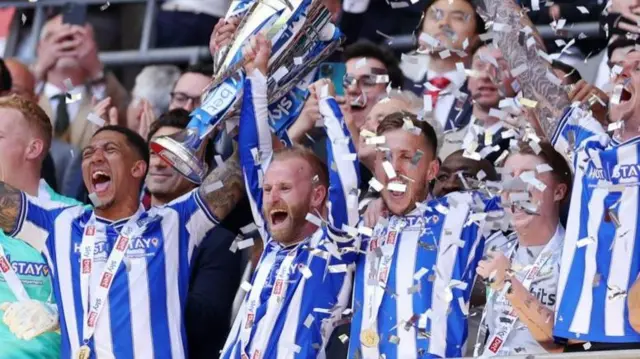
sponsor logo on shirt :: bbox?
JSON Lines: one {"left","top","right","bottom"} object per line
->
{"left": 100, "top": 273, "right": 113, "bottom": 288}
{"left": 1, "top": 256, "right": 50, "bottom": 277}
{"left": 613, "top": 164, "right": 640, "bottom": 179}
{"left": 488, "top": 337, "right": 503, "bottom": 353}
{"left": 530, "top": 287, "right": 556, "bottom": 306}
{"left": 74, "top": 237, "right": 162, "bottom": 260}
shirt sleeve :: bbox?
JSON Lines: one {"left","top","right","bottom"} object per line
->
{"left": 321, "top": 95, "right": 360, "bottom": 238}
{"left": 10, "top": 192, "right": 76, "bottom": 251}
{"left": 239, "top": 69, "right": 272, "bottom": 243}
{"left": 550, "top": 106, "right": 610, "bottom": 172}
{"left": 165, "top": 189, "right": 220, "bottom": 246}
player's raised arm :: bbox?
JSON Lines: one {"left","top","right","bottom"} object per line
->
{"left": 0, "top": 182, "right": 22, "bottom": 235}
{"left": 198, "top": 147, "right": 245, "bottom": 222}
{"left": 317, "top": 80, "right": 360, "bottom": 233}
{"left": 237, "top": 35, "right": 273, "bottom": 239}
{"left": 479, "top": 0, "right": 570, "bottom": 136}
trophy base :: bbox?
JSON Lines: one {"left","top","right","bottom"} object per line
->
{"left": 150, "top": 136, "right": 206, "bottom": 185}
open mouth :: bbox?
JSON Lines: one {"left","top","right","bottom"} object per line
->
{"left": 91, "top": 170, "right": 112, "bottom": 194}
{"left": 270, "top": 209, "right": 289, "bottom": 226}
{"left": 387, "top": 180, "right": 408, "bottom": 198}
{"left": 620, "top": 87, "right": 633, "bottom": 103}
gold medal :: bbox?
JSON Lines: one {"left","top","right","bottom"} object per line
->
{"left": 360, "top": 328, "right": 380, "bottom": 348}
{"left": 77, "top": 345, "right": 91, "bottom": 359}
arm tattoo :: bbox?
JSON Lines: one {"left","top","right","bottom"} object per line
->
{"left": 478, "top": 0, "right": 570, "bottom": 137}
{"left": 199, "top": 148, "right": 245, "bottom": 221}
{"left": 0, "top": 182, "right": 22, "bottom": 234}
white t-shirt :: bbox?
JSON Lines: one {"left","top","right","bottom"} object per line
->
{"left": 482, "top": 226, "right": 564, "bottom": 356}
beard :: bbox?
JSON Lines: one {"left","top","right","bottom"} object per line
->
{"left": 265, "top": 200, "right": 311, "bottom": 245}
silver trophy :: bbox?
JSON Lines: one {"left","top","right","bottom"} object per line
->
{"left": 150, "top": 0, "right": 343, "bottom": 184}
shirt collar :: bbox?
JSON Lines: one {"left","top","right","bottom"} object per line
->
{"left": 426, "top": 69, "right": 466, "bottom": 89}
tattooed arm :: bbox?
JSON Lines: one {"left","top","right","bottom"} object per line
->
{"left": 628, "top": 276, "right": 640, "bottom": 333}
{"left": 0, "top": 182, "right": 22, "bottom": 235}
{"left": 506, "top": 278, "right": 563, "bottom": 352}
{"left": 479, "top": 0, "right": 570, "bottom": 137}
{"left": 198, "top": 146, "right": 245, "bottom": 222}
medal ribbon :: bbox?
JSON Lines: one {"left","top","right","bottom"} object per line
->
{"left": 0, "top": 243, "right": 30, "bottom": 302}
{"left": 361, "top": 216, "right": 407, "bottom": 357}
{"left": 241, "top": 235, "right": 311, "bottom": 358}
{"left": 78, "top": 207, "right": 145, "bottom": 355}
{"left": 476, "top": 225, "right": 564, "bottom": 357}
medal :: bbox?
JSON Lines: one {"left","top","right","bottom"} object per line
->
{"left": 77, "top": 345, "right": 91, "bottom": 359}
{"left": 360, "top": 328, "right": 380, "bottom": 348}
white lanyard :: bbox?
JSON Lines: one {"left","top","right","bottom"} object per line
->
{"left": 241, "top": 241, "right": 302, "bottom": 359}
{"left": 79, "top": 208, "right": 144, "bottom": 347}
{"left": 0, "top": 243, "right": 30, "bottom": 302}
{"left": 476, "top": 226, "right": 563, "bottom": 357}
{"left": 361, "top": 216, "right": 406, "bottom": 358}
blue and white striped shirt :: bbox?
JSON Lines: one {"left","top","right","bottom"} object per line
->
{"left": 9, "top": 189, "right": 218, "bottom": 358}
{"left": 221, "top": 70, "right": 361, "bottom": 359}
{"left": 552, "top": 107, "right": 640, "bottom": 343}
{"left": 349, "top": 192, "right": 501, "bottom": 358}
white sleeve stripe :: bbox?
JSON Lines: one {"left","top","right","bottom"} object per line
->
{"left": 193, "top": 190, "right": 220, "bottom": 225}
{"left": 321, "top": 97, "right": 360, "bottom": 229}
{"left": 569, "top": 188, "right": 607, "bottom": 334}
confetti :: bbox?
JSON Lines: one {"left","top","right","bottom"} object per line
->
{"left": 204, "top": 181, "right": 224, "bottom": 193}
{"left": 237, "top": 237, "right": 255, "bottom": 250}
{"left": 300, "top": 265, "right": 313, "bottom": 279}
{"left": 462, "top": 37, "right": 469, "bottom": 49}
{"left": 365, "top": 136, "right": 386, "bottom": 145}
{"left": 88, "top": 192, "right": 102, "bottom": 207}
{"left": 341, "top": 153, "right": 358, "bottom": 161}
{"left": 389, "top": 335, "right": 400, "bottom": 344}
{"left": 272, "top": 66, "right": 289, "bottom": 83}
{"left": 87, "top": 113, "right": 106, "bottom": 127}
{"left": 21, "top": 13, "right": 26, "bottom": 24}
{"left": 608, "top": 121, "right": 623, "bottom": 132}
{"left": 583, "top": 342, "right": 592, "bottom": 350}
{"left": 358, "top": 225, "right": 373, "bottom": 237}
{"left": 338, "top": 334, "right": 349, "bottom": 344}
{"left": 328, "top": 264, "right": 348, "bottom": 273}
{"left": 382, "top": 161, "right": 397, "bottom": 179}
{"left": 458, "top": 297, "right": 469, "bottom": 316}
{"left": 100, "top": 1, "right": 111, "bottom": 10}
{"left": 240, "top": 281, "right": 252, "bottom": 291}
{"left": 576, "top": 236, "right": 595, "bottom": 248}
{"left": 305, "top": 213, "right": 323, "bottom": 227}
{"left": 419, "top": 32, "right": 439, "bottom": 47}
{"left": 241, "top": 223, "right": 259, "bottom": 234}
{"left": 413, "top": 267, "right": 429, "bottom": 280}
{"left": 304, "top": 314, "right": 314, "bottom": 328}
{"left": 294, "top": 57, "right": 304, "bottom": 65}
{"left": 510, "top": 63, "right": 528, "bottom": 78}
{"left": 387, "top": 182, "right": 407, "bottom": 192}
{"left": 214, "top": 155, "right": 225, "bottom": 168}
{"left": 375, "top": 75, "right": 390, "bottom": 84}
{"left": 369, "top": 178, "right": 384, "bottom": 192}
{"left": 411, "top": 150, "right": 424, "bottom": 165}
{"left": 536, "top": 164, "right": 553, "bottom": 173}
{"left": 439, "top": 50, "right": 451, "bottom": 59}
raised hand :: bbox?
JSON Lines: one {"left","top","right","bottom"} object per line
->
{"left": 242, "top": 34, "right": 271, "bottom": 76}
{"left": 476, "top": 250, "right": 511, "bottom": 291}
{"left": 33, "top": 25, "right": 81, "bottom": 81}
{"left": 210, "top": 17, "right": 241, "bottom": 55}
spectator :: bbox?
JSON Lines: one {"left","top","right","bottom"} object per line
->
{"left": 126, "top": 65, "right": 181, "bottom": 132}
{"left": 156, "top": 0, "right": 231, "bottom": 50}
{"left": 33, "top": 14, "right": 128, "bottom": 149}
{"left": 169, "top": 63, "right": 213, "bottom": 112}
{"left": 402, "top": 0, "right": 485, "bottom": 132}
{"left": 441, "top": 42, "right": 517, "bottom": 161}
{"left": 342, "top": 41, "right": 404, "bottom": 131}
{"left": 146, "top": 109, "right": 241, "bottom": 359}
{"left": 4, "top": 57, "right": 84, "bottom": 200}
{"left": 3, "top": 58, "right": 35, "bottom": 101}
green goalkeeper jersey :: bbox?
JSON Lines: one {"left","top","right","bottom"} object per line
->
{"left": 0, "top": 180, "right": 81, "bottom": 359}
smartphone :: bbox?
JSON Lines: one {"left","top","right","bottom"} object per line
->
{"left": 318, "top": 62, "right": 346, "bottom": 96}
{"left": 62, "top": 3, "right": 88, "bottom": 26}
